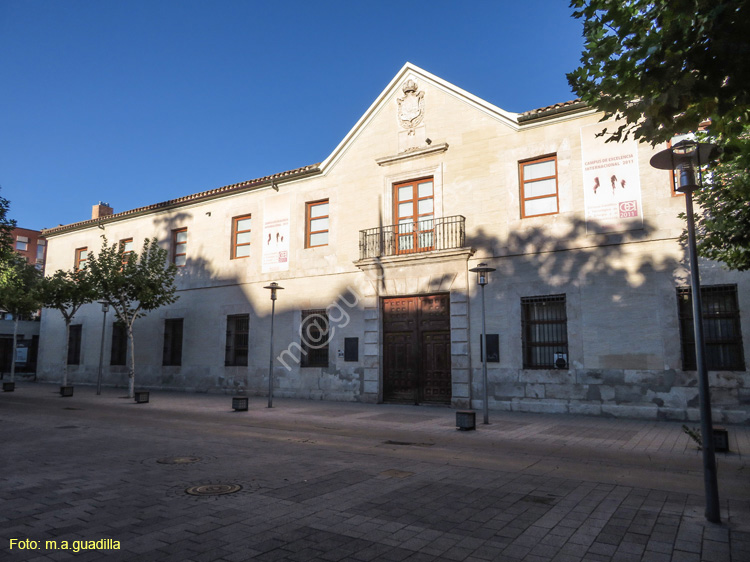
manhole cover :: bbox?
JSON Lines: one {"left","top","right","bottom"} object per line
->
{"left": 157, "top": 456, "right": 203, "bottom": 465}
{"left": 185, "top": 484, "right": 242, "bottom": 496}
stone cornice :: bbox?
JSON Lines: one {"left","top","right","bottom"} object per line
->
{"left": 375, "top": 143, "right": 449, "bottom": 167}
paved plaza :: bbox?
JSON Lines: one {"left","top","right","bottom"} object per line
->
{"left": 1, "top": 382, "right": 749, "bottom": 561}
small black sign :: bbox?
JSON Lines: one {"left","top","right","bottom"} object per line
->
{"left": 479, "top": 334, "right": 499, "bottom": 363}
{"left": 344, "top": 337, "right": 359, "bottom": 362}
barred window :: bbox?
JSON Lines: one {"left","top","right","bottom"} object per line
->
{"left": 225, "top": 314, "right": 249, "bottom": 366}
{"left": 677, "top": 285, "right": 745, "bottom": 371}
{"left": 162, "top": 318, "right": 184, "bottom": 366}
{"left": 521, "top": 295, "right": 568, "bottom": 369}
{"left": 301, "top": 309, "right": 329, "bottom": 368}
{"left": 67, "top": 324, "right": 82, "bottom": 365}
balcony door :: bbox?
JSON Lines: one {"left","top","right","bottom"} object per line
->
{"left": 394, "top": 178, "right": 434, "bottom": 254}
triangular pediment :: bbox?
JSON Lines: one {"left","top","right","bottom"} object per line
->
{"left": 319, "top": 62, "right": 520, "bottom": 174}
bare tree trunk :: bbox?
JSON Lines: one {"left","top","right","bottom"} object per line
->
{"left": 10, "top": 317, "right": 18, "bottom": 382}
{"left": 62, "top": 319, "right": 71, "bottom": 387}
{"left": 127, "top": 322, "right": 135, "bottom": 399}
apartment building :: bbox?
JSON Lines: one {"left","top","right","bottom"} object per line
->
{"left": 1, "top": 227, "right": 46, "bottom": 376}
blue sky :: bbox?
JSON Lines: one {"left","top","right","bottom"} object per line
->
{"left": 1, "top": 1, "right": 585, "bottom": 231}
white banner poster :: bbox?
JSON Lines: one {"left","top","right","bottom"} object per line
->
{"left": 262, "top": 194, "right": 290, "bottom": 273}
{"left": 580, "top": 123, "right": 644, "bottom": 233}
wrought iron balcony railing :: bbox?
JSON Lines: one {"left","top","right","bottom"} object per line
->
{"left": 359, "top": 215, "right": 466, "bottom": 260}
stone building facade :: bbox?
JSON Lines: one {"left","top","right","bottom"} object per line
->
{"left": 38, "top": 64, "right": 749, "bottom": 422}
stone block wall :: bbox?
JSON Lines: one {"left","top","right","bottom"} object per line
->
{"left": 471, "top": 367, "right": 749, "bottom": 423}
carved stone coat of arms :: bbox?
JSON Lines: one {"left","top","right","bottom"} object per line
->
{"left": 397, "top": 79, "right": 425, "bottom": 135}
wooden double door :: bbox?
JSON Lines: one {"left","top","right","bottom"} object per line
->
{"left": 382, "top": 294, "right": 451, "bottom": 404}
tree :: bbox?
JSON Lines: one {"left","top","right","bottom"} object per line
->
{"left": 684, "top": 131, "right": 750, "bottom": 270}
{"left": 0, "top": 256, "right": 42, "bottom": 382}
{"left": 86, "top": 237, "right": 179, "bottom": 398}
{"left": 568, "top": 0, "right": 750, "bottom": 269}
{"left": 0, "top": 188, "right": 16, "bottom": 266}
{"left": 567, "top": 0, "right": 749, "bottom": 144}
{"left": 38, "top": 268, "right": 97, "bottom": 386}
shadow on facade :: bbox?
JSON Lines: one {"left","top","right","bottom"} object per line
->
{"left": 467, "top": 216, "right": 681, "bottom": 290}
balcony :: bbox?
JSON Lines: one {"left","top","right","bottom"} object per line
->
{"left": 359, "top": 215, "right": 466, "bottom": 260}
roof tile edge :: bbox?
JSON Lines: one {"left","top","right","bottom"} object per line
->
{"left": 518, "top": 99, "right": 589, "bottom": 123}
{"left": 42, "top": 163, "right": 321, "bottom": 237}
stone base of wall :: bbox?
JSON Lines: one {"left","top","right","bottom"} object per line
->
{"left": 470, "top": 367, "right": 750, "bottom": 424}
{"left": 38, "top": 364, "right": 749, "bottom": 423}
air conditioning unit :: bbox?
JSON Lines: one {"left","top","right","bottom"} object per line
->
{"left": 553, "top": 353, "right": 568, "bottom": 369}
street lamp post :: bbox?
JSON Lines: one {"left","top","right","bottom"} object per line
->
{"left": 263, "top": 282, "right": 284, "bottom": 408}
{"left": 469, "top": 262, "right": 495, "bottom": 425}
{"left": 96, "top": 301, "right": 109, "bottom": 396}
{"left": 650, "top": 139, "right": 721, "bottom": 522}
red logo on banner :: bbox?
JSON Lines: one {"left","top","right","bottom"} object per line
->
{"left": 619, "top": 201, "right": 638, "bottom": 218}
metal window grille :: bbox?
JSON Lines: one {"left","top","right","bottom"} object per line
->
{"left": 67, "top": 324, "right": 82, "bottom": 365}
{"left": 162, "top": 318, "right": 184, "bottom": 366}
{"left": 301, "top": 309, "right": 329, "bottom": 368}
{"left": 677, "top": 285, "right": 745, "bottom": 371}
{"left": 521, "top": 295, "right": 568, "bottom": 369}
{"left": 225, "top": 314, "right": 249, "bottom": 366}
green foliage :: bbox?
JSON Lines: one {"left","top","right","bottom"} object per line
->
{"left": 568, "top": 0, "right": 750, "bottom": 270}
{"left": 39, "top": 268, "right": 98, "bottom": 322}
{"left": 87, "top": 236, "right": 179, "bottom": 326}
{"left": 0, "top": 255, "right": 43, "bottom": 382}
{"left": 568, "top": 0, "right": 750, "bottom": 144}
{"left": 0, "top": 254, "right": 43, "bottom": 319}
{"left": 0, "top": 188, "right": 17, "bottom": 266}
{"left": 38, "top": 267, "right": 99, "bottom": 386}
{"left": 86, "top": 236, "right": 179, "bottom": 396}
{"left": 681, "top": 131, "right": 750, "bottom": 270}
{"left": 682, "top": 424, "right": 703, "bottom": 449}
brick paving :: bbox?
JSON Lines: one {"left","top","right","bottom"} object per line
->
{"left": 1, "top": 382, "right": 749, "bottom": 561}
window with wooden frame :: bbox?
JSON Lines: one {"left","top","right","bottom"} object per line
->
{"left": 110, "top": 322, "right": 127, "bottom": 366}
{"left": 225, "top": 314, "right": 249, "bottom": 366}
{"left": 521, "top": 294, "right": 569, "bottom": 369}
{"left": 162, "top": 318, "right": 184, "bottom": 367}
{"left": 300, "top": 309, "right": 329, "bottom": 368}
{"left": 306, "top": 200, "right": 329, "bottom": 248}
{"left": 75, "top": 247, "right": 88, "bottom": 270}
{"left": 172, "top": 228, "right": 187, "bottom": 266}
{"left": 231, "top": 215, "right": 252, "bottom": 259}
{"left": 677, "top": 285, "right": 745, "bottom": 371}
{"left": 120, "top": 238, "right": 134, "bottom": 266}
{"left": 394, "top": 177, "right": 434, "bottom": 254}
{"left": 520, "top": 155, "right": 559, "bottom": 218}
{"left": 67, "top": 324, "right": 82, "bottom": 365}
